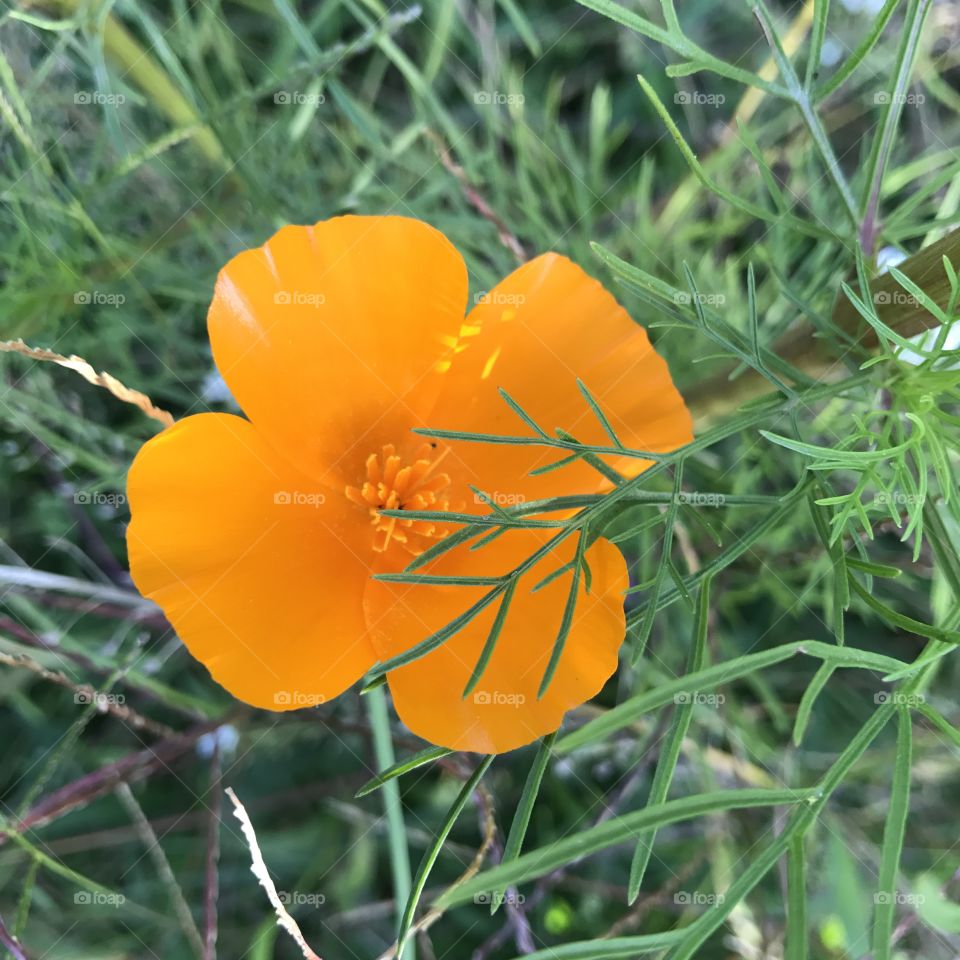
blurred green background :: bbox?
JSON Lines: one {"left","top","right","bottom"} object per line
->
{"left": 1, "top": 1, "right": 959, "bottom": 958}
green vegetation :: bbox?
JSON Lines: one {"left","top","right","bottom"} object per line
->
{"left": 1, "top": 1, "right": 959, "bottom": 958}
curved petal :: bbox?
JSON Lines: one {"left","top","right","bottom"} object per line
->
{"left": 127, "top": 413, "right": 375, "bottom": 709}
{"left": 433, "top": 253, "right": 693, "bottom": 507}
{"left": 208, "top": 216, "right": 469, "bottom": 485}
{"left": 365, "top": 531, "right": 627, "bottom": 753}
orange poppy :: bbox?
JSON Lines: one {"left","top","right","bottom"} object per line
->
{"left": 127, "top": 216, "right": 692, "bottom": 753}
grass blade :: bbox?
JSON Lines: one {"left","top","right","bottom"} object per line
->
{"left": 871, "top": 707, "right": 914, "bottom": 960}
{"left": 397, "top": 756, "right": 496, "bottom": 949}
{"left": 626, "top": 574, "right": 713, "bottom": 902}
{"left": 490, "top": 732, "right": 557, "bottom": 915}
{"left": 355, "top": 745, "right": 453, "bottom": 799}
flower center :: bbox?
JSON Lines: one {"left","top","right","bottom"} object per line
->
{"left": 345, "top": 442, "right": 457, "bottom": 555}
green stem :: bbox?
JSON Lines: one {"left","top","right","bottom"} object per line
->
{"left": 366, "top": 687, "right": 416, "bottom": 960}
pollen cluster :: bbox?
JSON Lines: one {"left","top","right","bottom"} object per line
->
{"left": 345, "top": 442, "right": 456, "bottom": 555}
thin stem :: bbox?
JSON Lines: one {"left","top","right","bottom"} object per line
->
{"left": 367, "top": 686, "right": 416, "bottom": 960}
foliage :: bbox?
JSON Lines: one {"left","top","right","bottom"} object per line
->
{"left": 1, "top": 0, "right": 959, "bottom": 958}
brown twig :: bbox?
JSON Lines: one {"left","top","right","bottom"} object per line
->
{"left": 116, "top": 781, "right": 206, "bottom": 958}
{"left": 203, "top": 745, "right": 223, "bottom": 960}
{"left": 0, "top": 339, "right": 173, "bottom": 427}
{"left": 0, "top": 615, "right": 202, "bottom": 721}
{"left": 601, "top": 855, "right": 706, "bottom": 937}
{"left": 14, "top": 771, "right": 362, "bottom": 859}
{"left": 686, "top": 226, "right": 960, "bottom": 425}
{"left": 425, "top": 130, "right": 527, "bottom": 263}
{"left": 469, "top": 790, "right": 535, "bottom": 960}
{"left": 2, "top": 718, "right": 223, "bottom": 842}
{"left": 0, "top": 650, "right": 176, "bottom": 738}
{"left": 377, "top": 782, "right": 498, "bottom": 960}
{"left": 474, "top": 713, "right": 671, "bottom": 959}
{"left": 0, "top": 915, "right": 31, "bottom": 960}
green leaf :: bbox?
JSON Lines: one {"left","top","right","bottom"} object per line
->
{"left": 627, "top": 574, "right": 713, "bottom": 902}
{"left": 793, "top": 662, "right": 835, "bottom": 746}
{"left": 355, "top": 745, "right": 453, "bottom": 799}
{"left": 503, "top": 932, "right": 685, "bottom": 959}
{"left": 436, "top": 788, "right": 815, "bottom": 910}
{"left": 491, "top": 732, "right": 556, "bottom": 915}
{"left": 557, "top": 640, "right": 907, "bottom": 752}
{"left": 914, "top": 873, "right": 960, "bottom": 934}
{"left": 871, "top": 708, "right": 913, "bottom": 960}
{"left": 463, "top": 579, "right": 518, "bottom": 698}
{"left": 398, "top": 756, "right": 495, "bottom": 949}
{"left": 785, "top": 833, "right": 808, "bottom": 960}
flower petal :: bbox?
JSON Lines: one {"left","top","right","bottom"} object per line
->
{"left": 127, "top": 413, "right": 375, "bottom": 709}
{"left": 436, "top": 253, "right": 693, "bottom": 505}
{"left": 207, "top": 216, "right": 469, "bottom": 484}
{"left": 365, "top": 531, "right": 627, "bottom": 753}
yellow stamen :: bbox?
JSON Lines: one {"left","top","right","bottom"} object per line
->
{"left": 344, "top": 443, "right": 459, "bottom": 555}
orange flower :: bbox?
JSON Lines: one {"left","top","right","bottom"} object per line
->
{"left": 127, "top": 216, "right": 692, "bottom": 753}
